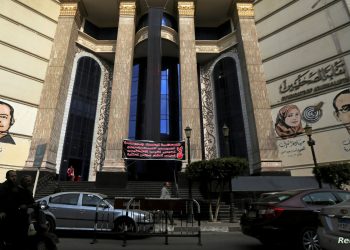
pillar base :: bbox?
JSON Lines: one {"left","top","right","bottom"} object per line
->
{"left": 102, "top": 160, "right": 126, "bottom": 172}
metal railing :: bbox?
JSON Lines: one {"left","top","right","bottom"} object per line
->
{"left": 91, "top": 197, "right": 202, "bottom": 247}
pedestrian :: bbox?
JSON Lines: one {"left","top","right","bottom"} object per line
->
{"left": 0, "top": 170, "right": 18, "bottom": 247}
{"left": 15, "top": 175, "right": 35, "bottom": 249}
{"left": 160, "top": 182, "right": 175, "bottom": 225}
{"left": 66, "top": 165, "right": 75, "bottom": 181}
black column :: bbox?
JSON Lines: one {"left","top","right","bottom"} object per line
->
{"left": 143, "top": 8, "right": 163, "bottom": 140}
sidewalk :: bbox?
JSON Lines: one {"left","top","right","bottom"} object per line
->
{"left": 171, "top": 220, "right": 241, "bottom": 232}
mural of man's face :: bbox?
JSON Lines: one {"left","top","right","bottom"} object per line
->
{"left": 0, "top": 104, "right": 12, "bottom": 134}
{"left": 334, "top": 92, "right": 350, "bottom": 133}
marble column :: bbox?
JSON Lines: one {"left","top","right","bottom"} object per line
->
{"left": 233, "top": 1, "right": 282, "bottom": 173}
{"left": 102, "top": 1, "right": 136, "bottom": 172}
{"left": 178, "top": 1, "right": 203, "bottom": 168}
{"left": 24, "top": 0, "right": 85, "bottom": 171}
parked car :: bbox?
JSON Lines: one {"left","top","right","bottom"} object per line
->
{"left": 240, "top": 189, "right": 350, "bottom": 250}
{"left": 318, "top": 198, "right": 350, "bottom": 250}
{"left": 36, "top": 192, "right": 153, "bottom": 233}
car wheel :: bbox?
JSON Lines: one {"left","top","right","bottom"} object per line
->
{"left": 114, "top": 217, "right": 137, "bottom": 233}
{"left": 46, "top": 216, "right": 55, "bottom": 233}
{"left": 300, "top": 227, "right": 320, "bottom": 250}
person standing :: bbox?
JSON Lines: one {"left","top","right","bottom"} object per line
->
{"left": 0, "top": 170, "right": 18, "bottom": 247}
{"left": 66, "top": 165, "right": 75, "bottom": 181}
{"left": 160, "top": 182, "right": 171, "bottom": 199}
{"left": 160, "top": 182, "right": 175, "bottom": 225}
{"left": 16, "top": 175, "right": 35, "bottom": 250}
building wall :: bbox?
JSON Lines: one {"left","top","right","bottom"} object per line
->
{"left": 0, "top": 0, "right": 59, "bottom": 181}
{"left": 254, "top": 0, "right": 350, "bottom": 175}
{"left": 2, "top": 0, "right": 349, "bottom": 181}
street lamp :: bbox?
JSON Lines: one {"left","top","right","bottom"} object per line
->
{"left": 184, "top": 126, "right": 193, "bottom": 222}
{"left": 222, "top": 124, "right": 235, "bottom": 222}
{"left": 185, "top": 126, "right": 192, "bottom": 165}
{"left": 304, "top": 124, "right": 322, "bottom": 188}
{"left": 222, "top": 124, "right": 230, "bottom": 157}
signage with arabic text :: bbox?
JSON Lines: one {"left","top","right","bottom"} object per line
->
{"left": 122, "top": 140, "right": 185, "bottom": 160}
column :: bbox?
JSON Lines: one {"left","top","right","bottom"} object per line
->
{"left": 233, "top": 1, "right": 282, "bottom": 172}
{"left": 178, "top": 1, "right": 203, "bottom": 167}
{"left": 25, "top": 0, "right": 85, "bottom": 171}
{"left": 103, "top": 1, "right": 136, "bottom": 172}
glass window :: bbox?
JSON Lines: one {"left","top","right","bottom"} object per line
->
{"left": 336, "top": 192, "right": 350, "bottom": 202}
{"left": 129, "top": 64, "right": 140, "bottom": 139}
{"left": 302, "top": 192, "right": 337, "bottom": 205}
{"left": 50, "top": 193, "right": 79, "bottom": 205}
{"left": 60, "top": 57, "right": 101, "bottom": 181}
{"left": 82, "top": 194, "right": 102, "bottom": 207}
{"left": 213, "top": 57, "right": 247, "bottom": 158}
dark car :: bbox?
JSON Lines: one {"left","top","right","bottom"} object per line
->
{"left": 240, "top": 189, "right": 350, "bottom": 250}
{"left": 317, "top": 198, "right": 350, "bottom": 250}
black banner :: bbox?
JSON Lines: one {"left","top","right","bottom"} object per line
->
{"left": 122, "top": 140, "right": 185, "bottom": 160}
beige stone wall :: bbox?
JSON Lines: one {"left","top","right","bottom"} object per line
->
{"left": 255, "top": 0, "right": 350, "bottom": 175}
{"left": 178, "top": 1, "right": 202, "bottom": 165}
{"left": 0, "top": 0, "right": 59, "bottom": 176}
{"left": 234, "top": 2, "right": 281, "bottom": 172}
{"left": 25, "top": 1, "right": 82, "bottom": 171}
{"left": 103, "top": 1, "right": 136, "bottom": 172}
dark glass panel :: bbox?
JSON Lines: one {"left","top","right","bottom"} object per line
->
{"left": 195, "top": 20, "right": 232, "bottom": 40}
{"left": 213, "top": 57, "right": 248, "bottom": 158}
{"left": 84, "top": 20, "right": 117, "bottom": 40}
{"left": 60, "top": 57, "right": 101, "bottom": 181}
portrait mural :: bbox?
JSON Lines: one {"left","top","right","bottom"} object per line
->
{"left": 275, "top": 104, "right": 304, "bottom": 139}
{"left": 333, "top": 88, "right": 350, "bottom": 135}
{"left": 0, "top": 100, "right": 15, "bottom": 145}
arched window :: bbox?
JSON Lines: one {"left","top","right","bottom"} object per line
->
{"left": 213, "top": 57, "right": 248, "bottom": 158}
{"left": 60, "top": 57, "right": 101, "bottom": 181}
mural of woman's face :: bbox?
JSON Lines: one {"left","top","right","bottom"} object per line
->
{"left": 0, "top": 104, "right": 12, "bottom": 134}
{"left": 285, "top": 108, "right": 301, "bottom": 127}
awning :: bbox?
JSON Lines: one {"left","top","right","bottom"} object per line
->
{"left": 231, "top": 176, "right": 330, "bottom": 192}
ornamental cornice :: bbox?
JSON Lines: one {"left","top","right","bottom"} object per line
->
{"left": 120, "top": 1, "right": 136, "bottom": 16}
{"left": 135, "top": 26, "right": 178, "bottom": 45}
{"left": 60, "top": 3, "right": 78, "bottom": 16}
{"left": 196, "top": 32, "right": 238, "bottom": 54}
{"left": 77, "top": 31, "right": 115, "bottom": 53}
{"left": 178, "top": 1, "right": 195, "bottom": 17}
{"left": 237, "top": 3, "right": 254, "bottom": 17}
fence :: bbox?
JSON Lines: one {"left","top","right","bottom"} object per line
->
{"left": 91, "top": 197, "right": 202, "bottom": 247}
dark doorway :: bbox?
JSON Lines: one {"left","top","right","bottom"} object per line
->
{"left": 213, "top": 57, "right": 248, "bottom": 158}
{"left": 127, "top": 160, "right": 182, "bottom": 181}
{"left": 59, "top": 56, "right": 101, "bottom": 181}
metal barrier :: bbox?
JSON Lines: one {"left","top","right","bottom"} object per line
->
{"left": 91, "top": 197, "right": 202, "bottom": 247}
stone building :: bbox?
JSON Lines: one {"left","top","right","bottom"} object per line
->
{"left": 1, "top": 0, "right": 349, "bottom": 183}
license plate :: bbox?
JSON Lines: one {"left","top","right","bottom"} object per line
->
{"left": 338, "top": 218, "right": 350, "bottom": 232}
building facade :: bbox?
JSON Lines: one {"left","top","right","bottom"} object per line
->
{"left": 1, "top": 0, "right": 348, "bottom": 182}
{"left": 254, "top": 0, "right": 350, "bottom": 176}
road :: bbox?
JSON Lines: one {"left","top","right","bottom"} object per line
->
{"left": 55, "top": 232, "right": 273, "bottom": 250}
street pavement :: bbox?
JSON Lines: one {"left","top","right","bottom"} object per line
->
{"left": 55, "top": 231, "right": 267, "bottom": 250}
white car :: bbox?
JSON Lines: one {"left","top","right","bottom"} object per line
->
{"left": 318, "top": 199, "right": 350, "bottom": 250}
{"left": 36, "top": 192, "right": 153, "bottom": 232}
